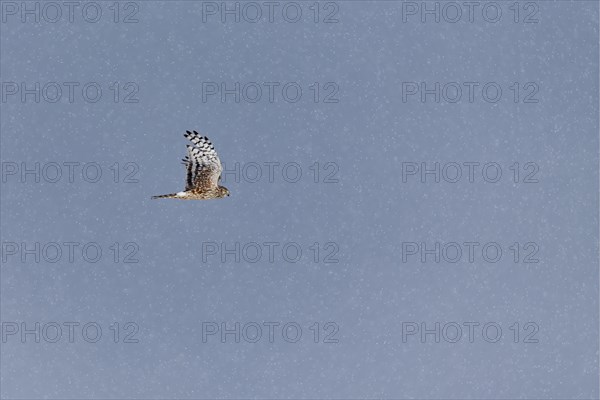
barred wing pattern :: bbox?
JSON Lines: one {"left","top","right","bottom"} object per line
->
{"left": 182, "top": 130, "right": 223, "bottom": 191}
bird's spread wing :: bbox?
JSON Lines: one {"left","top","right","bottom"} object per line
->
{"left": 181, "top": 131, "right": 223, "bottom": 191}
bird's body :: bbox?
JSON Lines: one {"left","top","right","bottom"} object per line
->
{"left": 152, "top": 131, "right": 230, "bottom": 200}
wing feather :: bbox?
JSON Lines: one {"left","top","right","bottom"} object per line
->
{"left": 182, "top": 131, "right": 223, "bottom": 191}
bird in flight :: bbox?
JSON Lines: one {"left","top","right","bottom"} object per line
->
{"left": 152, "top": 130, "right": 230, "bottom": 200}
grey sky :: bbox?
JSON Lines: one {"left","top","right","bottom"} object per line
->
{"left": 1, "top": 1, "right": 598, "bottom": 398}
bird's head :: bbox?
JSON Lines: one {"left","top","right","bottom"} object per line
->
{"left": 217, "top": 186, "right": 230, "bottom": 198}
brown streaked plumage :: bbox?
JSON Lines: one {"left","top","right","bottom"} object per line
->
{"left": 152, "top": 131, "right": 230, "bottom": 200}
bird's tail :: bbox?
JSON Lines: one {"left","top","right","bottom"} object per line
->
{"left": 151, "top": 193, "right": 180, "bottom": 199}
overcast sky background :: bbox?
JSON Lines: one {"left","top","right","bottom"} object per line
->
{"left": 1, "top": 1, "right": 598, "bottom": 398}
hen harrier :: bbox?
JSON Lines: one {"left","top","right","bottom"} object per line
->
{"left": 152, "top": 130, "right": 230, "bottom": 200}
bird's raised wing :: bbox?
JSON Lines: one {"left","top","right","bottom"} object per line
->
{"left": 181, "top": 131, "right": 223, "bottom": 191}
